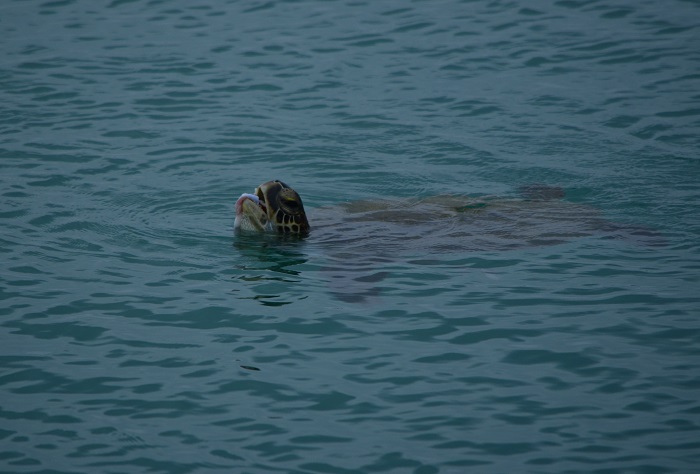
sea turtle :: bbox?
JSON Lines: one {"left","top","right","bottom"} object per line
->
{"left": 234, "top": 180, "right": 662, "bottom": 303}
{"left": 234, "top": 180, "right": 660, "bottom": 253}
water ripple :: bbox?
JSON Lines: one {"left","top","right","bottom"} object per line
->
{"left": 1, "top": 0, "right": 700, "bottom": 472}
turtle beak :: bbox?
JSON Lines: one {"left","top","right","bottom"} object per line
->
{"left": 234, "top": 193, "right": 269, "bottom": 232}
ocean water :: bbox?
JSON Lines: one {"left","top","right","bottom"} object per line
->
{"left": 2, "top": 0, "right": 700, "bottom": 473}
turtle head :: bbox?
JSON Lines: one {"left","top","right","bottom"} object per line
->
{"left": 234, "top": 180, "right": 310, "bottom": 235}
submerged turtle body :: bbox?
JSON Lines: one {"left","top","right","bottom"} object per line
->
{"left": 234, "top": 181, "right": 659, "bottom": 253}
{"left": 310, "top": 193, "right": 603, "bottom": 255}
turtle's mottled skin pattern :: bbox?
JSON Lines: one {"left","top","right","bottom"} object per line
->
{"left": 263, "top": 181, "right": 310, "bottom": 234}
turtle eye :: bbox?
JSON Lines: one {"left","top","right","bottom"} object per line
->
{"left": 285, "top": 198, "right": 299, "bottom": 208}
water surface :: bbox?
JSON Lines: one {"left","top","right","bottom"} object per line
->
{"left": 2, "top": 0, "right": 700, "bottom": 473}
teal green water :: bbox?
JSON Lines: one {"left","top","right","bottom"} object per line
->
{"left": 2, "top": 1, "right": 700, "bottom": 473}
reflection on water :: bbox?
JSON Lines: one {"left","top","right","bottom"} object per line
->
{"left": 233, "top": 231, "right": 308, "bottom": 275}
{"left": 232, "top": 231, "right": 309, "bottom": 306}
